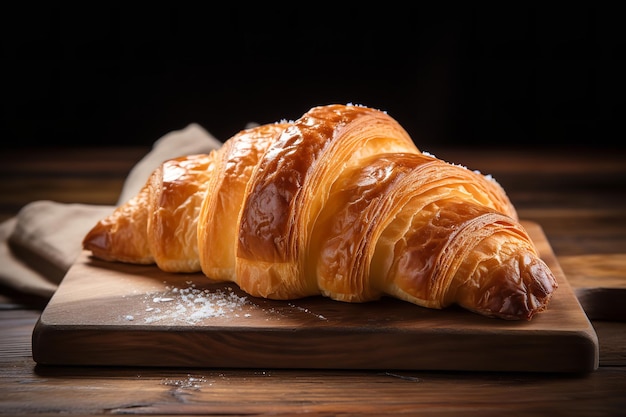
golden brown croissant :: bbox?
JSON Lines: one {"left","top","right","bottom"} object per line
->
{"left": 83, "top": 103, "right": 558, "bottom": 320}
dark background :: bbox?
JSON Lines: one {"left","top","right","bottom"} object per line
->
{"left": 2, "top": 4, "right": 624, "bottom": 151}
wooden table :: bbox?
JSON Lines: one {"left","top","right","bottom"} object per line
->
{"left": 1, "top": 145, "right": 625, "bottom": 416}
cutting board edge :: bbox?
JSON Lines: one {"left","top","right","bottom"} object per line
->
{"left": 31, "top": 313, "right": 599, "bottom": 373}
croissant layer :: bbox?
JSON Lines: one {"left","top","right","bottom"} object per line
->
{"left": 82, "top": 104, "right": 558, "bottom": 320}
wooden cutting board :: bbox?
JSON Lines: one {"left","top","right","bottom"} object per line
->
{"left": 32, "top": 221, "right": 598, "bottom": 373}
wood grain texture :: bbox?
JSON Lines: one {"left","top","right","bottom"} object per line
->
{"left": 31, "top": 221, "right": 598, "bottom": 373}
{"left": 3, "top": 359, "right": 625, "bottom": 416}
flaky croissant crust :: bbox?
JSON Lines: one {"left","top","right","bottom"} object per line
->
{"left": 83, "top": 104, "right": 558, "bottom": 320}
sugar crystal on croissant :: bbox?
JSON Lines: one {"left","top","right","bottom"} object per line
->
{"left": 83, "top": 103, "right": 558, "bottom": 320}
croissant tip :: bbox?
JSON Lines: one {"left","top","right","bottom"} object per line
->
{"left": 82, "top": 227, "right": 115, "bottom": 262}
{"left": 465, "top": 252, "right": 559, "bottom": 321}
{"left": 82, "top": 226, "right": 106, "bottom": 252}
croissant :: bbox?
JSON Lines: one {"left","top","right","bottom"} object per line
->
{"left": 83, "top": 103, "right": 558, "bottom": 320}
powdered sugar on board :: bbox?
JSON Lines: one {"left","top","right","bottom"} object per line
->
{"left": 119, "top": 280, "right": 328, "bottom": 324}
{"left": 123, "top": 281, "right": 252, "bottom": 324}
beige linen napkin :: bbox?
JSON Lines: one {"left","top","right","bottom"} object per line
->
{"left": 0, "top": 123, "right": 223, "bottom": 299}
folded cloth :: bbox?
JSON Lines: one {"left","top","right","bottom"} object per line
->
{"left": 1, "top": 217, "right": 59, "bottom": 298}
{"left": 0, "top": 123, "right": 223, "bottom": 300}
{"left": 4, "top": 202, "right": 116, "bottom": 298}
